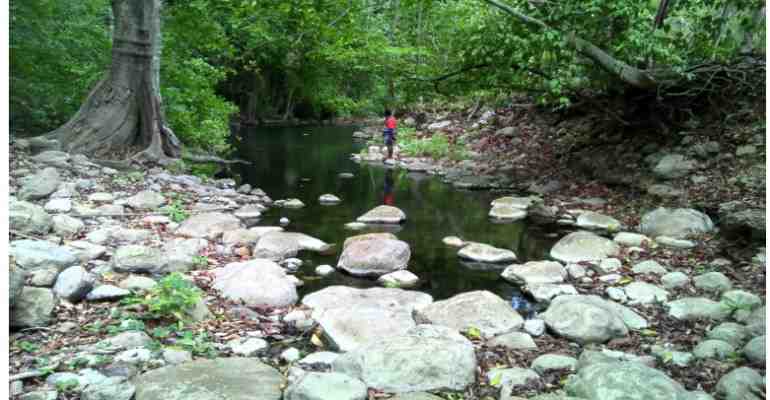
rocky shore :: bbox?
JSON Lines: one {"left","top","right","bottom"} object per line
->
{"left": 8, "top": 125, "right": 766, "bottom": 400}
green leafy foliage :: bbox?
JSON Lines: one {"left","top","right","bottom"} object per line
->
{"left": 163, "top": 200, "right": 189, "bottom": 223}
{"left": 10, "top": 0, "right": 110, "bottom": 133}
{"left": 192, "top": 255, "right": 209, "bottom": 269}
{"left": 55, "top": 379, "right": 80, "bottom": 393}
{"left": 17, "top": 340, "right": 39, "bottom": 353}
{"left": 176, "top": 331, "right": 218, "bottom": 358}
{"left": 398, "top": 127, "right": 469, "bottom": 160}
{"left": 464, "top": 326, "right": 483, "bottom": 340}
{"left": 125, "top": 273, "right": 202, "bottom": 323}
{"left": 11, "top": 0, "right": 766, "bottom": 144}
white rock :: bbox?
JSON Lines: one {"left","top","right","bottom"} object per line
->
{"left": 613, "top": 232, "right": 652, "bottom": 247}
{"left": 228, "top": 338, "right": 269, "bottom": 356}
{"left": 319, "top": 194, "right": 342, "bottom": 204}
{"left": 282, "top": 347, "right": 302, "bottom": 363}
{"left": 114, "top": 348, "right": 153, "bottom": 364}
{"left": 315, "top": 265, "right": 335, "bottom": 276}
{"left": 442, "top": 236, "right": 466, "bottom": 247}
{"left": 524, "top": 319, "right": 546, "bottom": 336}
{"left": 378, "top": 270, "right": 420, "bottom": 288}
{"left": 44, "top": 198, "right": 72, "bottom": 213}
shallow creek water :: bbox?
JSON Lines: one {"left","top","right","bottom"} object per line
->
{"left": 235, "top": 125, "right": 558, "bottom": 309}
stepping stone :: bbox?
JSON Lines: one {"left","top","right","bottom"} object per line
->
{"left": 575, "top": 211, "right": 621, "bottom": 232}
{"left": 489, "top": 204, "right": 527, "bottom": 221}
{"left": 525, "top": 284, "right": 578, "bottom": 303}
{"left": 319, "top": 194, "right": 342, "bottom": 204}
{"left": 378, "top": 270, "right": 419, "bottom": 288}
{"left": 338, "top": 234, "right": 410, "bottom": 277}
{"left": 550, "top": 231, "right": 620, "bottom": 263}
{"left": 458, "top": 243, "right": 517, "bottom": 264}
{"left": 501, "top": 261, "right": 565, "bottom": 285}
{"left": 356, "top": 205, "right": 406, "bottom": 224}
{"left": 491, "top": 196, "right": 537, "bottom": 209}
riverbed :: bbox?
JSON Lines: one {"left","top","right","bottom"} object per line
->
{"left": 235, "top": 124, "right": 558, "bottom": 302}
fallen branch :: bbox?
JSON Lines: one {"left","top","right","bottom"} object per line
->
{"left": 10, "top": 230, "right": 47, "bottom": 241}
{"left": 183, "top": 154, "right": 251, "bottom": 165}
{"left": 10, "top": 363, "right": 60, "bottom": 382}
{"left": 61, "top": 207, "right": 237, "bottom": 219}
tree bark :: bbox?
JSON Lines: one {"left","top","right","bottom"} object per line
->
{"left": 46, "top": 0, "right": 180, "bottom": 163}
{"left": 483, "top": 0, "right": 658, "bottom": 90}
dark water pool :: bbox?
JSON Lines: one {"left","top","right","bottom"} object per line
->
{"left": 234, "top": 125, "right": 557, "bottom": 305}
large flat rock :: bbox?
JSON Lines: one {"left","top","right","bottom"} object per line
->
{"left": 501, "top": 261, "right": 566, "bottom": 286}
{"left": 11, "top": 287, "right": 57, "bottom": 328}
{"left": 10, "top": 200, "right": 53, "bottom": 235}
{"left": 302, "top": 286, "right": 433, "bottom": 352}
{"left": 10, "top": 240, "right": 77, "bottom": 271}
{"left": 333, "top": 325, "right": 476, "bottom": 393}
{"left": 550, "top": 231, "right": 620, "bottom": 263}
{"left": 175, "top": 212, "right": 242, "bottom": 240}
{"left": 134, "top": 358, "right": 283, "bottom": 400}
{"left": 254, "top": 231, "right": 330, "bottom": 261}
{"left": 413, "top": 290, "right": 522, "bottom": 337}
{"left": 542, "top": 295, "right": 639, "bottom": 344}
{"left": 639, "top": 208, "right": 714, "bottom": 239}
{"left": 213, "top": 259, "right": 298, "bottom": 307}
{"left": 566, "top": 361, "right": 697, "bottom": 400}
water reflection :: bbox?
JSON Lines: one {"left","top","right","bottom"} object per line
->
{"left": 383, "top": 169, "right": 395, "bottom": 206}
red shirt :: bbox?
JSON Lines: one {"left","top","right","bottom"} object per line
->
{"left": 385, "top": 116, "right": 397, "bottom": 129}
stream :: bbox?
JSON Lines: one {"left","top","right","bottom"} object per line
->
{"left": 234, "top": 124, "right": 558, "bottom": 307}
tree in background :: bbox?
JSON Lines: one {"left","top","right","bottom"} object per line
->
{"left": 45, "top": 0, "right": 181, "bottom": 162}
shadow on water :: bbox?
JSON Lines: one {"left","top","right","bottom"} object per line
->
{"left": 235, "top": 125, "right": 557, "bottom": 309}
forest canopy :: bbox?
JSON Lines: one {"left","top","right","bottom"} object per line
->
{"left": 10, "top": 0, "right": 765, "bottom": 154}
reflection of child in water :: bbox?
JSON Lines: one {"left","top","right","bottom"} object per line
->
{"left": 383, "top": 170, "right": 395, "bottom": 205}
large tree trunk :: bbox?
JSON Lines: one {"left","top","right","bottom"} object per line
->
{"left": 47, "top": 0, "right": 180, "bottom": 163}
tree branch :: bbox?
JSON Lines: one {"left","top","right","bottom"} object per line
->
{"left": 483, "top": 0, "right": 658, "bottom": 90}
{"left": 654, "top": 0, "right": 672, "bottom": 30}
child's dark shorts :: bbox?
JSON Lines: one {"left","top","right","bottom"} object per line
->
{"left": 383, "top": 128, "right": 395, "bottom": 146}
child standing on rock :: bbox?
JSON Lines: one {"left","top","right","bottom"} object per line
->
{"left": 383, "top": 109, "right": 397, "bottom": 161}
